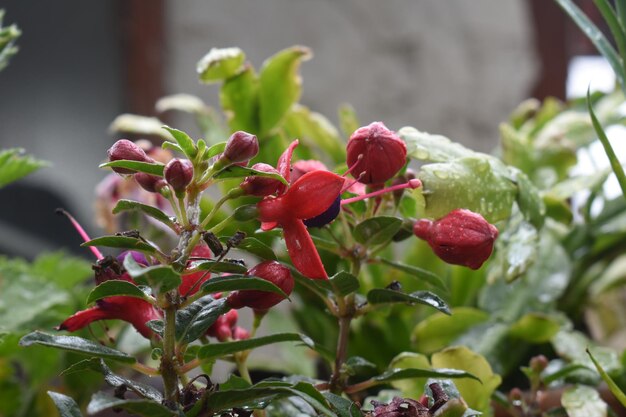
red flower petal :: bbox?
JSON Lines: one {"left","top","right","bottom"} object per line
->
{"left": 277, "top": 139, "right": 299, "bottom": 182}
{"left": 282, "top": 219, "right": 328, "bottom": 279}
{"left": 284, "top": 170, "right": 345, "bottom": 220}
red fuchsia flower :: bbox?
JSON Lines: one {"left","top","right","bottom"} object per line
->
{"left": 413, "top": 208, "right": 499, "bottom": 270}
{"left": 226, "top": 261, "right": 294, "bottom": 311}
{"left": 107, "top": 139, "right": 155, "bottom": 175}
{"left": 346, "top": 121, "right": 407, "bottom": 184}
{"left": 257, "top": 140, "right": 345, "bottom": 280}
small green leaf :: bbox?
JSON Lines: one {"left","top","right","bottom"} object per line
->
{"left": 189, "top": 260, "right": 248, "bottom": 274}
{"left": 162, "top": 126, "right": 197, "bottom": 158}
{"left": 213, "top": 164, "right": 288, "bottom": 185}
{"left": 86, "top": 280, "right": 152, "bottom": 305}
{"left": 47, "top": 391, "right": 84, "bottom": 417}
{"left": 259, "top": 46, "right": 312, "bottom": 134}
{"left": 367, "top": 289, "right": 450, "bottom": 315}
{"left": 379, "top": 258, "right": 447, "bottom": 291}
{"left": 316, "top": 271, "right": 360, "bottom": 296}
{"left": 99, "top": 160, "right": 165, "bottom": 176}
{"left": 199, "top": 275, "right": 288, "bottom": 298}
{"left": 353, "top": 216, "right": 403, "bottom": 246}
{"left": 508, "top": 313, "right": 561, "bottom": 343}
{"left": 176, "top": 296, "right": 229, "bottom": 345}
{"left": 236, "top": 237, "right": 277, "bottom": 260}
{"left": 112, "top": 199, "right": 176, "bottom": 230}
{"left": 411, "top": 308, "right": 489, "bottom": 354}
{"left": 206, "top": 141, "right": 227, "bottom": 159}
{"left": 399, "top": 127, "right": 474, "bottom": 162}
{"left": 123, "top": 254, "right": 181, "bottom": 292}
{"left": 561, "top": 385, "right": 608, "bottom": 417}
{"left": 197, "top": 332, "right": 314, "bottom": 359}
{"left": 371, "top": 368, "right": 480, "bottom": 384}
{"left": 82, "top": 236, "right": 157, "bottom": 253}
{"left": 586, "top": 348, "right": 626, "bottom": 407}
{"left": 19, "top": 331, "right": 135, "bottom": 363}
{"left": 87, "top": 392, "right": 175, "bottom": 417}
{"left": 220, "top": 65, "right": 260, "bottom": 133}
{"left": 0, "top": 148, "right": 48, "bottom": 188}
{"left": 197, "top": 47, "right": 246, "bottom": 83}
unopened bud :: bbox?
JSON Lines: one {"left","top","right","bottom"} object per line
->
{"left": 107, "top": 139, "right": 154, "bottom": 174}
{"left": 346, "top": 122, "right": 407, "bottom": 184}
{"left": 233, "top": 326, "right": 250, "bottom": 340}
{"left": 206, "top": 309, "right": 238, "bottom": 341}
{"left": 240, "top": 163, "right": 283, "bottom": 196}
{"left": 223, "top": 131, "right": 259, "bottom": 164}
{"left": 413, "top": 209, "right": 498, "bottom": 270}
{"left": 226, "top": 261, "right": 293, "bottom": 311}
{"left": 164, "top": 158, "right": 193, "bottom": 193}
{"left": 530, "top": 355, "right": 548, "bottom": 373}
{"left": 232, "top": 204, "right": 259, "bottom": 222}
{"left": 135, "top": 172, "right": 167, "bottom": 193}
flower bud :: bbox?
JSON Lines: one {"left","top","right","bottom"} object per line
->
{"left": 529, "top": 355, "right": 548, "bottom": 373}
{"left": 223, "top": 131, "right": 259, "bottom": 164}
{"left": 164, "top": 158, "right": 193, "bottom": 193}
{"left": 240, "top": 163, "right": 283, "bottom": 196}
{"left": 346, "top": 122, "right": 407, "bottom": 184}
{"left": 226, "top": 261, "right": 294, "bottom": 311}
{"left": 134, "top": 172, "right": 167, "bottom": 193}
{"left": 233, "top": 326, "right": 250, "bottom": 340}
{"left": 180, "top": 244, "right": 212, "bottom": 297}
{"left": 107, "top": 139, "right": 154, "bottom": 174}
{"left": 206, "top": 309, "right": 238, "bottom": 341}
{"left": 413, "top": 209, "right": 498, "bottom": 270}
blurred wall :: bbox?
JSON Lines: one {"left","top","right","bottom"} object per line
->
{"left": 166, "top": 0, "right": 537, "bottom": 152}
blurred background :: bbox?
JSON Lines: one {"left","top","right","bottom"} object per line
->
{"left": 0, "top": 0, "right": 611, "bottom": 258}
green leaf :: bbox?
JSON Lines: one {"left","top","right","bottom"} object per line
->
{"left": 555, "top": 0, "right": 626, "bottom": 91}
{"left": 561, "top": 385, "right": 608, "bottom": 417}
{"left": 315, "top": 271, "right": 360, "bottom": 296}
{"left": 543, "top": 363, "right": 591, "bottom": 384}
{"left": 220, "top": 65, "right": 260, "bottom": 133}
{"left": 338, "top": 104, "right": 361, "bottom": 140}
{"left": 176, "top": 296, "right": 229, "bottom": 345}
{"left": 487, "top": 216, "right": 539, "bottom": 283}
{"left": 367, "top": 289, "right": 450, "bottom": 315}
{"left": 417, "top": 156, "right": 516, "bottom": 223}
{"left": 0, "top": 148, "right": 48, "bottom": 188}
{"left": 86, "top": 280, "right": 152, "bottom": 305}
{"left": 199, "top": 275, "right": 288, "bottom": 298}
{"left": 109, "top": 115, "right": 169, "bottom": 138}
{"left": 189, "top": 260, "right": 248, "bottom": 274}
{"left": 123, "top": 254, "right": 181, "bottom": 292}
{"left": 508, "top": 313, "right": 561, "bottom": 343}
{"left": 0, "top": 11, "right": 20, "bottom": 72}
{"left": 47, "top": 391, "right": 84, "bottom": 417}
{"left": 379, "top": 258, "right": 447, "bottom": 291}
{"left": 586, "top": 348, "right": 626, "bottom": 407}
{"left": 236, "top": 237, "right": 277, "bottom": 260}
{"left": 19, "top": 331, "right": 135, "bottom": 363}
{"left": 259, "top": 46, "right": 312, "bottom": 134}
{"left": 512, "top": 168, "right": 545, "bottom": 229}
{"left": 198, "top": 332, "right": 314, "bottom": 359}
{"left": 197, "top": 47, "right": 246, "bottom": 83}
{"left": 213, "top": 164, "right": 288, "bottom": 185}
{"left": 112, "top": 199, "right": 176, "bottom": 230}
{"left": 353, "top": 216, "right": 403, "bottom": 246}
{"left": 206, "top": 141, "right": 227, "bottom": 159}
{"left": 588, "top": 89, "right": 626, "bottom": 200}
{"left": 399, "top": 127, "right": 474, "bottom": 162}
{"left": 162, "top": 126, "right": 197, "bottom": 158}
{"left": 82, "top": 236, "right": 157, "bottom": 253}
{"left": 99, "top": 160, "right": 165, "bottom": 176}
{"left": 324, "top": 393, "right": 364, "bottom": 417}
{"left": 87, "top": 392, "right": 175, "bottom": 417}
{"left": 411, "top": 307, "right": 489, "bottom": 354}
{"left": 387, "top": 352, "right": 431, "bottom": 398}
{"left": 370, "top": 367, "right": 480, "bottom": 384}
{"left": 593, "top": 0, "right": 626, "bottom": 69}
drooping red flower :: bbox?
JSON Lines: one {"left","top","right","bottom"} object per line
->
{"left": 413, "top": 208, "right": 498, "bottom": 270}
{"left": 226, "top": 261, "right": 294, "bottom": 310}
{"left": 256, "top": 140, "right": 344, "bottom": 280}
{"left": 180, "top": 244, "right": 213, "bottom": 297}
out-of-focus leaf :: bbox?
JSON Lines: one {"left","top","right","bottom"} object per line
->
{"left": 235, "top": 237, "right": 277, "bottom": 260}
{"left": 112, "top": 199, "right": 176, "bottom": 230}
{"left": 87, "top": 392, "right": 174, "bottom": 417}
{"left": 399, "top": 127, "right": 474, "bottom": 162}
{"left": 561, "top": 385, "right": 607, "bottom": 417}
{"left": 508, "top": 313, "right": 561, "bottom": 343}
{"left": 367, "top": 289, "right": 450, "bottom": 315}
{"left": 411, "top": 307, "right": 489, "bottom": 354}
{"left": 431, "top": 346, "right": 502, "bottom": 415}
{"left": 387, "top": 352, "right": 431, "bottom": 398}
{"left": 259, "top": 46, "right": 312, "bottom": 135}
{"left": 19, "top": 332, "right": 135, "bottom": 363}
{"left": 0, "top": 11, "right": 20, "bottom": 71}
{"left": 47, "top": 391, "right": 84, "bottom": 417}
{"left": 353, "top": 216, "right": 403, "bottom": 246}
{"left": 197, "top": 332, "right": 313, "bottom": 359}
{"left": 417, "top": 156, "right": 516, "bottom": 223}
{"left": 156, "top": 93, "right": 207, "bottom": 114}
{"left": 551, "top": 329, "right": 621, "bottom": 374}
{"left": 587, "top": 348, "right": 626, "bottom": 407}
{"left": 86, "top": 280, "right": 152, "bottom": 304}
{"left": 0, "top": 148, "right": 48, "bottom": 188}
{"left": 197, "top": 47, "right": 246, "bottom": 83}
{"left": 487, "top": 216, "right": 538, "bottom": 283}
{"left": 512, "top": 168, "right": 545, "bottom": 229}
{"left": 338, "top": 104, "right": 360, "bottom": 140}
{"left": 175, "top": 296, "right": 229, "bottom": 345}
{"left": 379, "top": 258, "right": 447, "bottom": 291}
{"left": 99, "top": 160, "right": 165, "bottom": 177}
{"left": 315, "top": 271, "right": 360, "bottom": 296}
{"left": 108, "top": 114, "right": 169, "bottom": 138}
{"left": 220, "top": 65, "right": 260, "bottom": 133}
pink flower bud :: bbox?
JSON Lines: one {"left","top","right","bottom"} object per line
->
{"left": 226, "top": 261, "right": 294, "bottom": 311}
{"left": 164, "top": 158, "right": 193, "bottom": 193}
{"left": 346, "top": 122, "right": 407, "bottom": 184}
{"left": 233, "top": 326, "right": 250, "bottom": 340}
{"left": 240, "top": 163, "right": 283, "bottom": 196}
{"left": 223, "top": 131, "right": 259, "bottom": 163}
{"left": 134, "top": 172, "right": 167, "bottom": 193}
{"left": 413, "top": 209, "right": 498, "bottom": 270}
{"left": 107, "top": 139, "right": 154, "bottom": 174}
{"left": 206, "top": 309, "right": 238, "bottom": 341}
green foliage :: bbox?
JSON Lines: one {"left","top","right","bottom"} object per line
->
{"left": 0, "top": 10, "right": 20, "bottom": 72}
{"left": 0, "top": 148, "right": 48, "bottom": 188}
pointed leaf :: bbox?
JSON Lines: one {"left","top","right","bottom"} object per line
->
{"left": 47, "top": 392, "right": 84, "bottom": 417}
{"left": 213, "top": 164, "right": 288, "bottom": 184}
{"left": 0, "top": 148, "right": 48, "bottom": 188}
{"left": 259, "top": 46, "right": 312, "bottom": 134}
{"left": 86, "top": 280, "right": 152, "bottom": 304}
{"left": 367, "top": 289, "right": 450, "bottom": 314}
{"left": 123, "top": 254, "right": 181, "bottom": 292}
{"left": 206, "top": 141, "right": 226, "bottom": 159}
{"left": 189, "top": 260, "right": 248, "bottom": 274}
{"left": 379, "top": 258, "right": 447, "bottom": 291}
{"left": 19, "top": 331, "right": 135, "bottom": 363}
{"left": 197, "top": 332, "right": 314, "bottom": 359}
{"left": 326, "top": 271, "right": 360, "bottom": 296}
{"left": 82, "top": 236, "right": 157, "bottom": 253}
{"left": 353, "top": 216, "right": 403, "bottom": 246}
{"left": 99, "top": 160, "right": 165, "bottom": 176}
{"left": 371, "top": 368, "right": 480, "bottom": 384}
{"left": 197, "top": 47, "right": 246, "bottom": 83}
{"left": 87, "top": 392, "right": 174, "bottom": 417}
{"left": 112, "top": 199, "right": 176, "bottom": 230}
{"left": 586, "top": 348, "right": 626, "bottom": 407}
{"left": 236, "top": 237, "right": 277, "bottom": 260}
{"left": 176, "top": 296, "right": 229, "bottom": 345}
{"left": 200, "top": 274, "right": 288, "bottom": 298}
{"left": 220, "top": 65, "right": 260, "bottom": 133}
{"left": 162, "top": 126, "right": 197, "bottom": 158}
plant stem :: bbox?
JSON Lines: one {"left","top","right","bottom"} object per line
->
{"left": 161, "top": 304, "right": 179, "bottom": 403}
{"left": 330, "top": 314, "right": 352, "bottom": 392}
